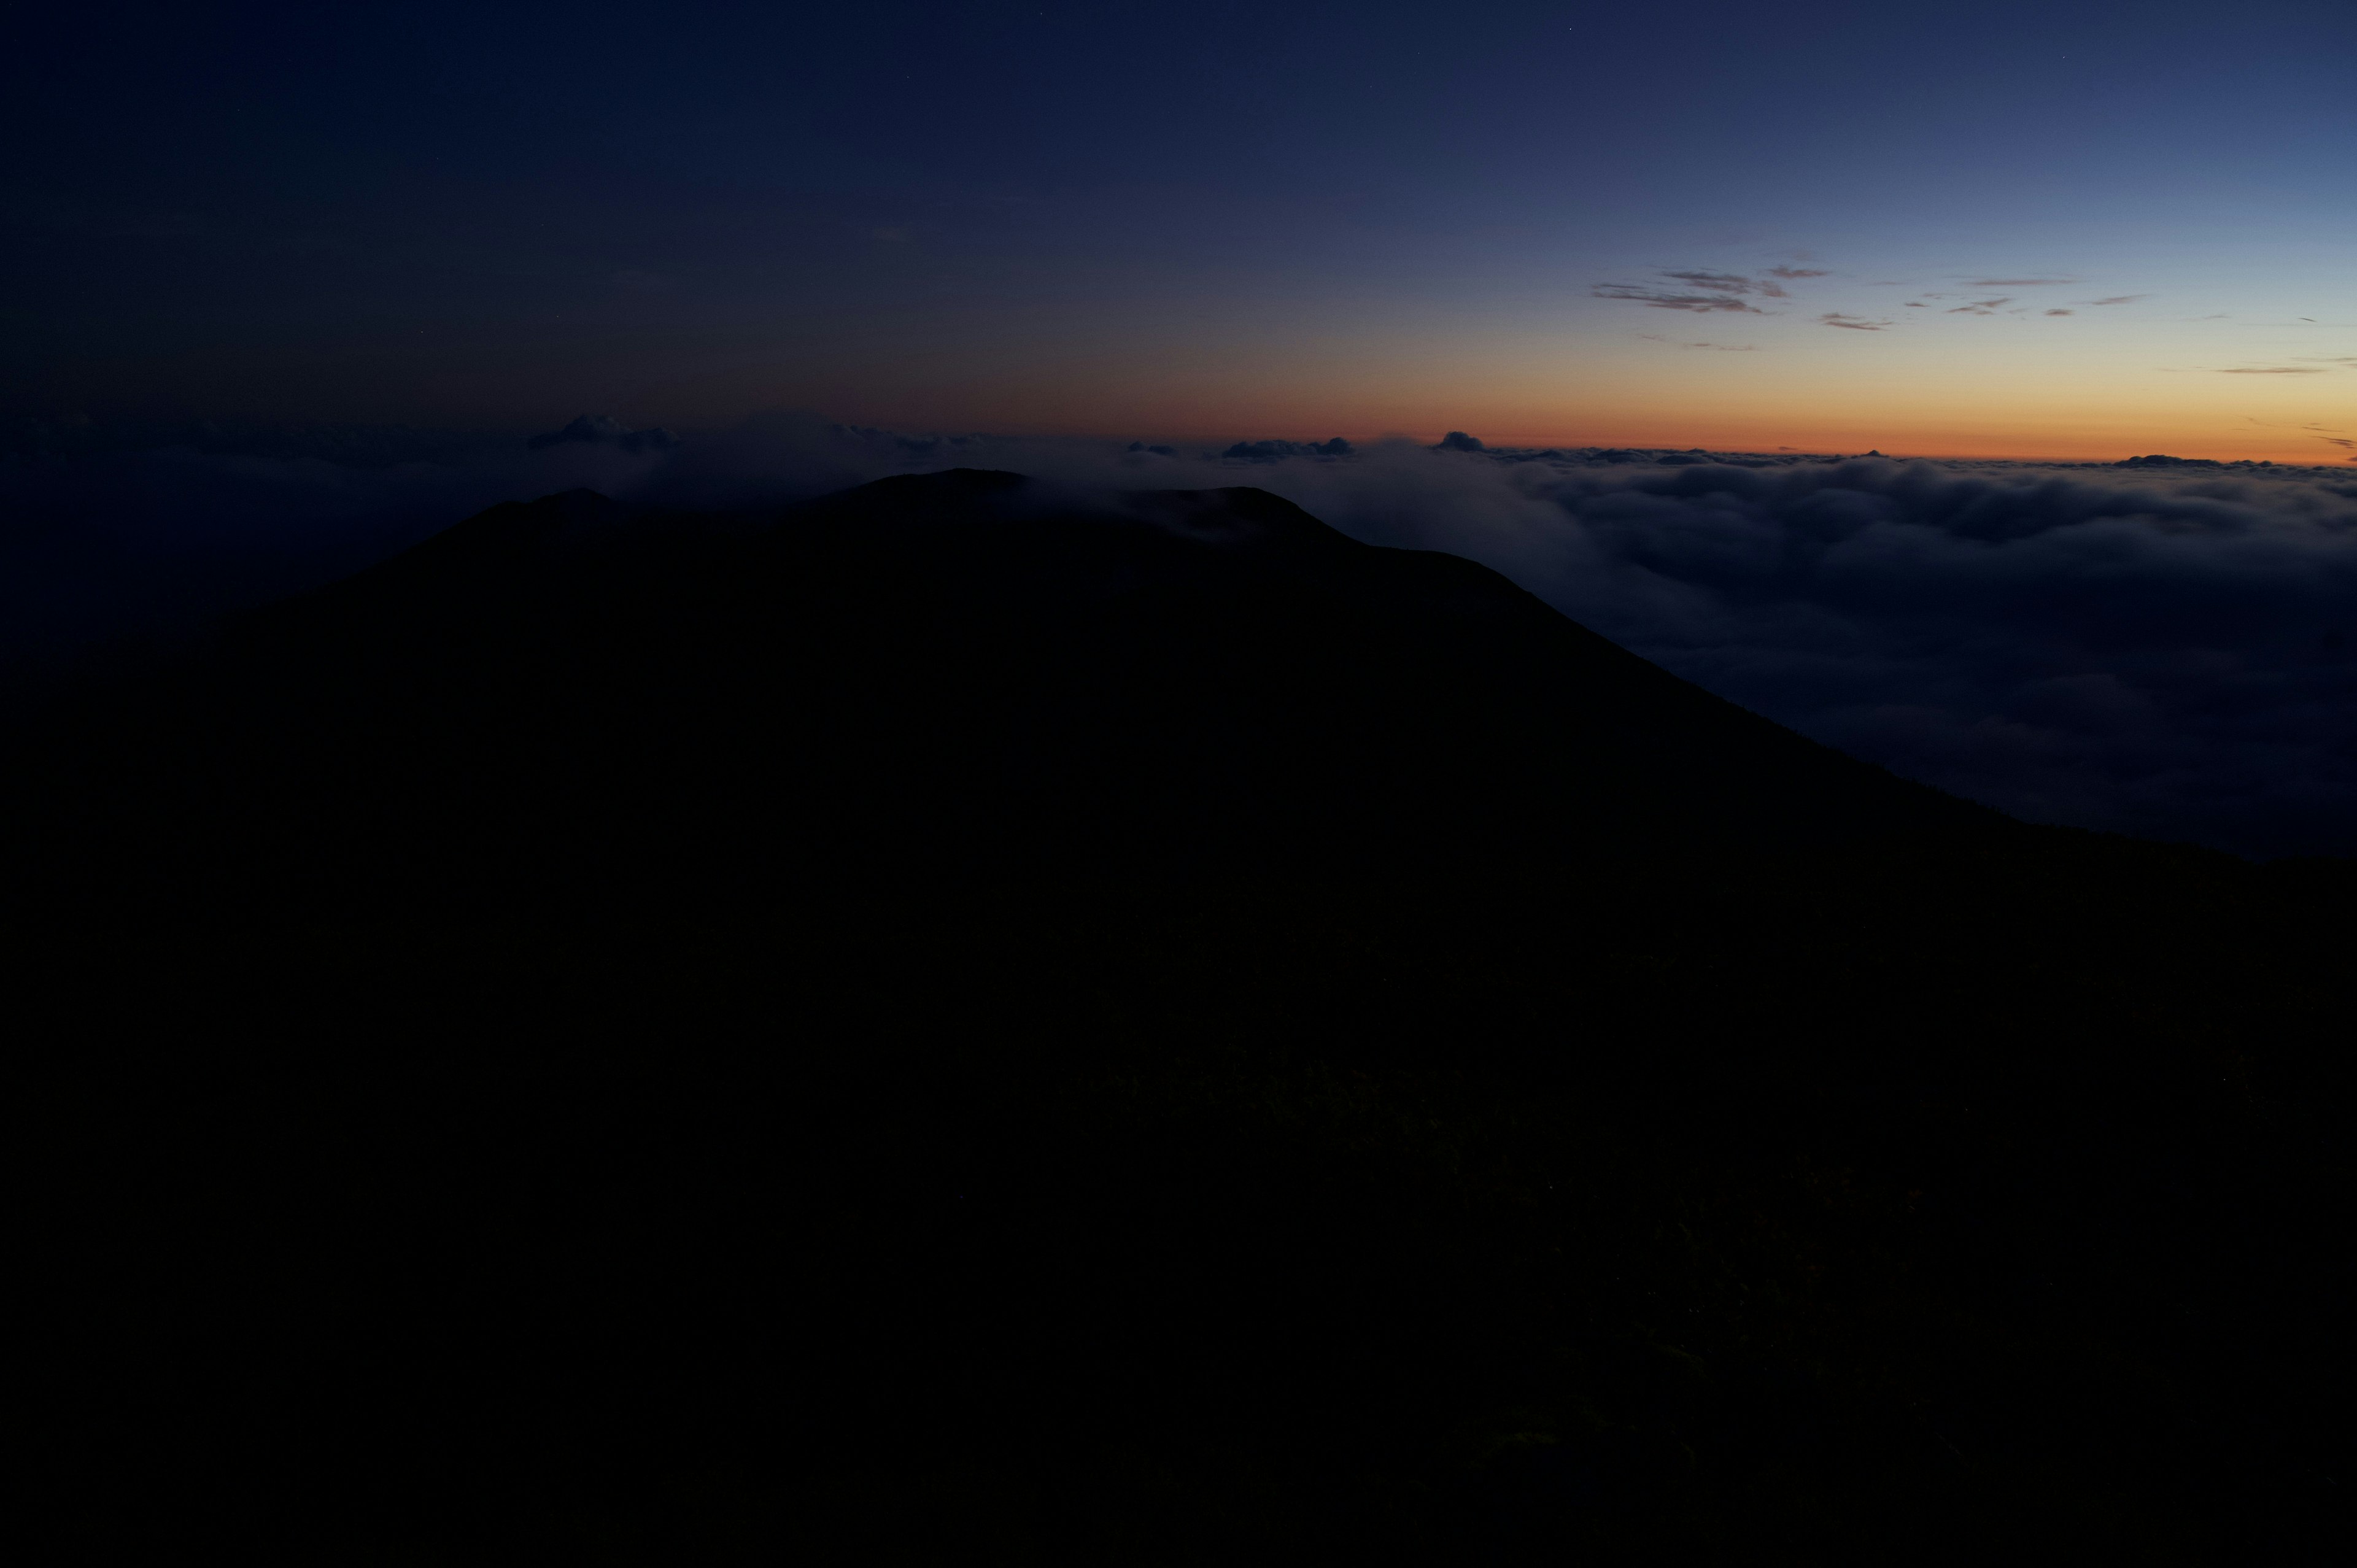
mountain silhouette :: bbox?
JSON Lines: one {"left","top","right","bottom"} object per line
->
{"left": 12, "top": 471, "right": 2355, "bottom": 1563}
{"left": 9, "top": 469, "right": 1995, "bottom": 929}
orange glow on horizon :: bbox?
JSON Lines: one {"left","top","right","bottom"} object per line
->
{"left": 816, "top": 367, "right": 2353, "bottom": 469}
{"left": 733, "top": 311, "right": 2357, "bottom": 472}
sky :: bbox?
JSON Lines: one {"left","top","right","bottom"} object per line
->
{"left": 7, "top": 0, "right": 2355, "bottom": 462}
{"left": 6, "top": 0, "right": 2355, "bottom": 858}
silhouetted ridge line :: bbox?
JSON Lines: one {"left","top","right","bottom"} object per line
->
{"left": 1, "top": 467, "right": 2017, "bottom": 937}
{"left": 0, "top": 466, "right": 2009, "bottom": 927}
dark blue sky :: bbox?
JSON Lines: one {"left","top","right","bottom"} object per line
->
{"left": 6, "top": 4, "right": 2355, "bottom": 856}
{"left": 9, "top": 0, "right": 2354, "bottom": 453}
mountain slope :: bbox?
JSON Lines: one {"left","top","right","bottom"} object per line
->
{"left": 9, "top": 468, "right": 1996, "bottom": 927}
{"left": 11, "top": 470, "right": 2355, "bottom": 1566}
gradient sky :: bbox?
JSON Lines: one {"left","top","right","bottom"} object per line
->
{"left": 9, "top": 0, "right": 2355, "bottom": 460}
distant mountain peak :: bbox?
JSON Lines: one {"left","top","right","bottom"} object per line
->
{"left": 526, "top": 414, "right": 679, "bottom": 454}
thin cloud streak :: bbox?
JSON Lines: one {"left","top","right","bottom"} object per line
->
{"left": 1639, "top": 334, "right": 1760, "bottom": 350}
{"left": 1593, "top": 263, "right": 1829, "bottom": 314}
{"left": 1593, "top": 284, "right": 1763, "bottom": 313}
{"left": 1660, "top": 269, "right": 1788, "bottom": 298}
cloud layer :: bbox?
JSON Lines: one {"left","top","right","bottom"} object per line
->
{"left": 1247, "top": 446, "right": 2357, "bottom": 858}
{"left": 6, "top": 417, "right": 2355, "bottom": 857}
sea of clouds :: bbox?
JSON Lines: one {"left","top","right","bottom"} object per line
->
{"left": 6, "top": 412, "right": 2353, "bottom": 857}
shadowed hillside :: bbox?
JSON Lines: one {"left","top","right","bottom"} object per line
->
{"left": 10, "top": 469, "right": 1994, "bottom": 926}
{"left": 10, "top": 472, "right": 2354, "bottom": 1564}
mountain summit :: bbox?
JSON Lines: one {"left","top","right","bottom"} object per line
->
{"left": 9, "top": 468, "right": 1993, "bottom": 927}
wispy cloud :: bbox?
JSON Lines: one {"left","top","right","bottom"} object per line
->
{"left": 1637, "top": 332, "right": 1760, "bottom": 350}
{"left": 1947, "top": 298, "right": 2013, "bottom": 315}
{"left": 2219, "top": 366, "right": 2327, "bottom": 375}
{"left": 2244, "top": 417, "right": 2346, "bottom": 433}
{"left": 1968, "top": 277, "right": 2073, "bottom": 287}
{"left": 1594, "top": 264, "right": 1829, "bottom": 314}
{"left": 1660, "top": 268, "right": 1787, "bottom": 298}
{"left": 2086, "top": 295, "right": 2147, "bottom": 306}
{"left": 1820, "top": 313, "right": 1891, "bottom": 331}
{"left": 1594, "top": 284, "right": 1763, "bottom": 313}
{"left": 2045, "top": 309, "right": 2073, "bottom": 317}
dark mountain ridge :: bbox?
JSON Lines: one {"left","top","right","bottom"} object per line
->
{"left": 12, "top": 471, "right": 2355, "bottom": 1564}
{"left": 8, "top": 468, "right": 1995, "bottom": 930}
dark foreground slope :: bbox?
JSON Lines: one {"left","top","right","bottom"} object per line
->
{"left": 10, "top": 472, "right": 2356, "bottom": 1564}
